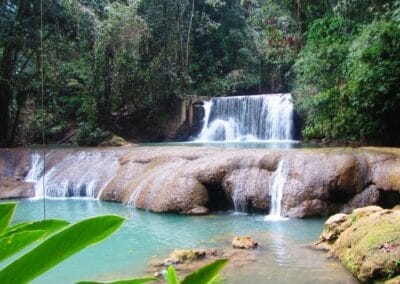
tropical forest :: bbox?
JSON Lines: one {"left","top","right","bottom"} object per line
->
{"left": 0, "top": 0, "right": 400, "bottom": 283}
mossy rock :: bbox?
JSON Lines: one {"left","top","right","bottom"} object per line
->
{"left": 98, "top": 135, "right": 133, "bottom": 147}
{"left": 163, "top": 249, "right": 218, "bottom": 265}
{"left": 320, "top": 213, "right": 350, "bottom": 243}
{"left": 332, "top": 210, "right": 400, "bottom": 282}
{"left": 349, "top": 206, "right": 383, "bottom": 224}
{"left": 385, "top": 274, "right": 400, "bottom": 284}
{"left": 232, "top": 236, "right": 258, "bottom": 249}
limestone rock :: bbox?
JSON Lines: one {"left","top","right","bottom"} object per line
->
{"left": 163, "top": 249, "right": 218, "bottom": 266}
{"left": 232, "top": 236, "right": 258, "bottom": 249}
{"left": 0, "top": 178, "right": 34, "bottom": 199}
{"left": 350, "top": 205, "right": 383, "bottom": 221}
{"left": 316, "top": 207, "right": 400, "bottom": 283}
{"left": 186, "top": 206, "right": 209, "bottom": 215}
{"left": 320, "top": 213, "right": 349, "bottom": 242}
{"left": 3, "top": 147, "right": 400, "bottom": 219}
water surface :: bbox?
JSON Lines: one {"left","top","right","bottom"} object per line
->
{"left": 10, "top": 200, "right": 356, "bottom": 283}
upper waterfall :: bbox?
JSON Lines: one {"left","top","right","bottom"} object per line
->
{"left": 196, "top": 93, "right": 295, "bottom": 142}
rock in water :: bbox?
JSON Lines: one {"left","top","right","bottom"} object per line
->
{"left": 186, "top": 206, "right": 209, "bottom": 215}
{"left": 232, "top": 236, "right": 258, "bottom": 249}
{"left": 163, "top": 249, "right": 218, "bottom": 265}
{"left": 316, "top": 207, "right": 400, "bottom": 283}
{"left": 320, "top": 213, "right": 349, "bottom": 243}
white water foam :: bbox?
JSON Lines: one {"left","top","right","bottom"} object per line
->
{"left": 25, "top": 153, "right": 44, "bottom": 182}
{"left": 265, "top": 160, "right": 288, "bottom": 221}
{"left": 28, "top": 152, "right": 119, "bottom": 200}
{"left": 197, "top": 94, "right": 295, "bottom": 142}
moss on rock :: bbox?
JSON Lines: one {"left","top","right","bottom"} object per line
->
{"left": 318, "top": 208, "right": 400, "bottom": 283}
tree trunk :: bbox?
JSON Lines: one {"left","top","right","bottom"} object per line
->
{"left": 0, "top": 46, "right": 15, "bottom": 146}
{"left": 0, "top": 0, "right": 30, "bottom": 146}
{"left": 101, "top": 44, "right": 115, "bottom": 130}
{"left": 185, "top": 0, "right": 195, "bottom": 74}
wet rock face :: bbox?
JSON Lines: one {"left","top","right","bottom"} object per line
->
{"left": 316, "top": 206, "right": 400, "bottom": 283}
{"left": 2, "top": 146, "right": 400, "bottom": 217}
{"left": 0, "top": 149, "right": 32, "bottom": 199}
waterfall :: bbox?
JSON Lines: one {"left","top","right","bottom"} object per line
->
{"left": 265, "top": 161, "right": 287, "bottom": 221}
{"left": 197, "top": 93, "right": 294, "bottom": 142}
{"left": 25, "top": 153, "right": 44, "bottom": 182}
{"left": 27, "top": 152, "right": 119, "bottom": 199}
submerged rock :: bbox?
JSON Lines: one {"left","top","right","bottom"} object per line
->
{"left": 232, "top": 236, "right": 258, "bottom": 249}
{"left": 186, "top": 206, "right": 209, "bottom": 215}
{"left": 316, "top": 207, "right": 400, "bottom": 283}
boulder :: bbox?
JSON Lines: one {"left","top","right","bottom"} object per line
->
{"left": 316, "top": 207, "right": 400, "bottom": 283}
{"left": 163, "top": 249, "right": 218, "bottom": 266}
{"left": 320, "top": 213, "right": 349, "bottom": 243}
{"left": 232, "top": 236, "right": 258, "bottom": 249}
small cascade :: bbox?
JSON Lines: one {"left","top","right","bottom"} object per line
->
{"left": 28, "top": 152, "right": 119, "bottom": 199}
{"left": 25, "top": 153, "right": 44, "bottom": 182}
{"left": 197, "top": 94, "right": 294, "bottom": 142}
{"left": 231, "top": 172, "right": 248, "bottom": 213}
{"left": 265, "top": 161, "right": 287, "bottom": 221}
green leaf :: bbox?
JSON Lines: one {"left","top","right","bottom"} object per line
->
{"left": 0, "top": 230, "right": 46, "bottom": 262}
{"left": 207, "top": 275, "right": 223, "bottom": 284}
{"left": 0, "top": 203, "right": 16, "bottom": 234}
{"left": 77, "top": 277, "right": 159, "bottom": 284}
{"left": 181, "top": 259, "right": 228, "bottom": 284}
{"left": 0, "top": 220, "right": 69, "bottom": 262}
{"left": 0, "top": 215, "right": 124, "bottom": 284}
{"left": 1, "top": 220, "right": 69, "bottom": 238}
{"left": 166, "top": 265, "right": 179, "bottom": 284}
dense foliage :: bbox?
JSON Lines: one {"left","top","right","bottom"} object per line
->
{"left": 0, "top": 0, "right": 399, "bottom": 145}
{"left": 294, "top": 1, "right": 400, "bottom": 144}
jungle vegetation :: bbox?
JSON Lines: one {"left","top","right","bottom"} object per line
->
{"left": 0, "top": 0, "right": 399, "bottom": 146}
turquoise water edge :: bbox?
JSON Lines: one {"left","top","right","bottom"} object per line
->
{"left": 9, "top": 199, "right": 356, "bottom": 283}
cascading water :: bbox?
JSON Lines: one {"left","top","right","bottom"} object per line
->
{"left": 28, "top": 152, "right": 119, "bottom": 199}
{"left": 265, "top": 160, "right": 287, "bottom": 221}
{"left": 25, "top": 153, "right": 44, "bottom": 182}
{"left": 197, "top": 93, "right": 295, "bottom": 142}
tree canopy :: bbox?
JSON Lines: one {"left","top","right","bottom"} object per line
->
{"left": 0, "top": 0, "right": 399, "bottom": 146}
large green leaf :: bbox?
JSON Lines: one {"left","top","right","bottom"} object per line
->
{"left": 77, "top": 277, "right": 159, "bottom": 284}
{"left": 1, "top": 219, "right": 69, "bottom": 238}
{"left": 0, "top": 220, "right": 69, "bottom": 262}
{"left": 0, "top": 203, "right": 16, "bottom": 234}
{"left": 181, "top": 259, "right": 228, "bottom": 284}
{"left": 166, "top": 265, "right": 179, "bottom": 284}
{"left": 0, "top": 215, "right": 124, "bottom": 283}
{"left": 0, "top": 230, "right": 46, "bottom": 262}
{"left": 207, "top": 275, "right": 223, "bottom": 284}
